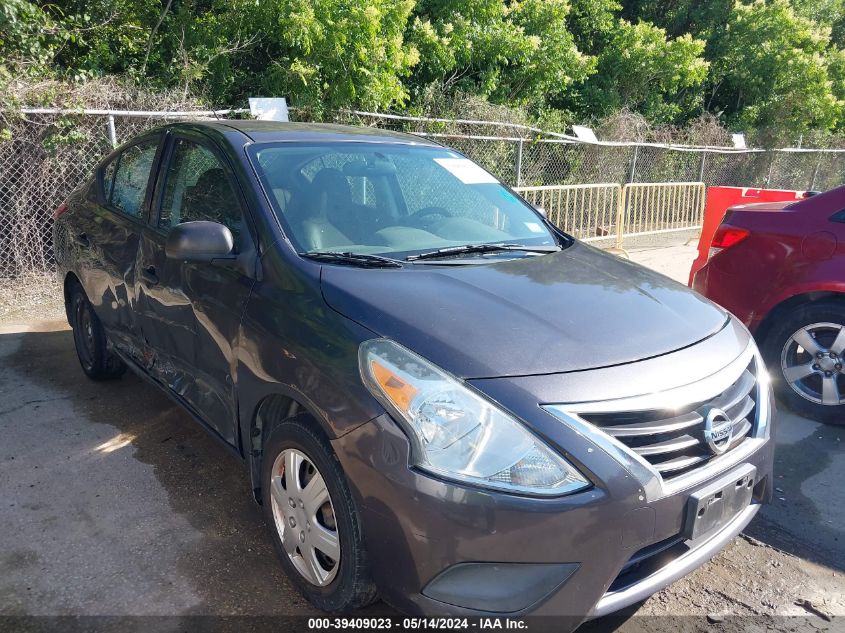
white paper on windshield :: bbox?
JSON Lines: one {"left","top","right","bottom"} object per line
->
{"left": 433, "top": 158, "right": 498, "bottom": 184}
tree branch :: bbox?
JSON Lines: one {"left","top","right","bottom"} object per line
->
{"left": 142, "top": 0, "right": 174, "bottom": 75}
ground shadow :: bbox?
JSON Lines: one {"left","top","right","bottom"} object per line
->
{"left": 2, "top": 328, "right": 394, "bottom": 619}
{"left": 744, "top": 415, "right": 844, "bottom": 572}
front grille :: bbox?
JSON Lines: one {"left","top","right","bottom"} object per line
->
{"left": 580, "top": 359, "right": 758, "bottom": 480}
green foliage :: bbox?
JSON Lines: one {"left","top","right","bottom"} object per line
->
{"left": 0, "top": 0, "right": 59, "bottom": 79}
{"left": 710, "top": 0, "right": 843, "bottom": 142}
{"left": 258, "top": 0, "right": 418, "bottom": 112}
{"left": 577, "top": 20, "right": 708, "bottom": 123}
{"left": 567, "top": 0, "right": 621, "bottom": 53}
{"left": 620, "top": 0, "right": 734, "bottom": 40}
{"left": 41, "top": 115, "right": 89, "bottom": 152}
{"left": 406, "top": 0, "right": 592, "bottom": 107}
{"left": 500, "top": 0, "right": 595, "bottom": 104}
{"left": 3, "top": 0, "right": 845, "bottom": 145}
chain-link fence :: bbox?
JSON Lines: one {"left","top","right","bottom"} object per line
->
{"left": 0, "top": 108, "right": 247, "bottom": 279}
{"left": 344, "top": 111, "right": 845, "bottom": 191}
{"left": 3, "top": 106, "right": 845, "bottom": 279}
{"left": 408, "top": 134, "right": 844, "bottom": 191}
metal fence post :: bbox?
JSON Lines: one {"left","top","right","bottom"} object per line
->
{"left": 810, "top": 153, "right": 822, "bottom": 191}
{"left": 106, "top": 115, "right": 117, "bottom": 148}
{"left": 514, "top": 137, "right": 524, "bottom": 186}
{"left": 765, "top": 152, "right": 775, "bottom": 188}
{"left": 698, "top": 152, "right": 707, "bottom": 183}
{"left": 616, "top": 185, "right": 626, "bottom": 251}
{"left": 628, "top": 145, "right": 639, "bottom": 183}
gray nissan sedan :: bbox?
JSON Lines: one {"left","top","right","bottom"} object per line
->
{"left": 54, "top": 121, "right": 775, "bottom": 627}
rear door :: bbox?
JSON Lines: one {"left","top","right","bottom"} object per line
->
{"left": 134, "top": 131, "right": 257, "bottom": 446}
{"left": 77, "top": 136, "right": 162, "bottom": 353}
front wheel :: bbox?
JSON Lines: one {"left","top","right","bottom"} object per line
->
{"left": 261, "top": 415, "right": 377, "bottom": 612}
{"left": 762, "top": 301, "right": 845, "bottom": 424}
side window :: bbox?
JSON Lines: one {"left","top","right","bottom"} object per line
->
{"left": 159, "top": 139, "right": 241, "bottom": 238}
{"left": 111, "top": 140, "right": 158, "bottom": 217}
{"left": 101, "top": 157, "right": 117, "bottom": 202}
{"left": 832, "top": 209, "right": 845, "bottom": 223}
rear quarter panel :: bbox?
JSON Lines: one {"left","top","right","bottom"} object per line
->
{"left": 698, "top": 203, "right": 845, "bottom": 331}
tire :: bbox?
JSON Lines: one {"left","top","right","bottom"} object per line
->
{"left": 761, "top": 300, "right": 845, "bottom": 424}
{"left": 68, "top": 284, "right": 126, "bottom": 381}
{"left": 261, "top": 415, "right": 378, "bottom": 612}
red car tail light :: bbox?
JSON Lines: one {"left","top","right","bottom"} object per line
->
{"left": 709, "top": 225, "right": 750, "bottom": 258}
{"left": 53, "top": 202, "right": 68, "bottom": 219}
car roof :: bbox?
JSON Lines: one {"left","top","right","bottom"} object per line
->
{"left": 161, "top": 119, "right": 440, "bottom": 146}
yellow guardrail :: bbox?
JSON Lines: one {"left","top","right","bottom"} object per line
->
{"left": 620, "top": 182, "right": 706, "bottom": 248}
{"left": 514, "top": 184, "right": 624, "bottom": 244}
{"left": 515, "top": 181, "right": 706, "bottom": 251}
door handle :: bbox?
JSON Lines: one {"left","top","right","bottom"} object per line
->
{"left": 75, "top": 232, "right": 90, "bottom": 247}
{"left": 140, "top": 266, "right": 159, "bottom": 286}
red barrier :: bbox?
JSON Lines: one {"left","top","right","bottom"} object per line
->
{"left": 688, "top": 186, "right": 806, "bottom": 286}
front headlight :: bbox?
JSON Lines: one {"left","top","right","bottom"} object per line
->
{"left": 359, "top": 339, "right": 590, "bottom": 496}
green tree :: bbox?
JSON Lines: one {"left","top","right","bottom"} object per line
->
{"left": 567, "top": 0, "right": 622, "bottom": 53}
{"left": 1, "top": 0, "right": 59, "bottom": 81}
{"left": 709, "top": 0, "right": 842, "bottom": 141}
{"left": 44, "top": 0, "right": 158, "bottom": 80}
{"left": 407, "top": 0, "right": 593, "bottom": 107}
{"left": 256, "top": 0, "right": 418, "bottom": 113}
{"left": 576, "top": 19, "right": 708, "bottom": 122}
{"left": 620, "top": 0, "right": 733, "bottom": 40}
{"left": 496, "top": 0, "right": 595, "bottom": 104}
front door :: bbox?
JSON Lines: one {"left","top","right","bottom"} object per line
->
{"left": 134, "top": 132, "right": 256, "bottom": 446}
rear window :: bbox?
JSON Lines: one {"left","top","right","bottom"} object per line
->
{"left": 110, "top": 139, "right": 159, "bottom": 217}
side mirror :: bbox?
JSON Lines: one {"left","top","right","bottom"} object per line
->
{"left": 165, "top": 221, "right": 234, "bottom": 262}
{"left": 532, "top": 203, "right": 547, "bottom": 219}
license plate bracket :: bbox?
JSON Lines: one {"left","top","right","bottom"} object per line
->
{"left": 683, "top": 463, "right": 756, "bottom": 540}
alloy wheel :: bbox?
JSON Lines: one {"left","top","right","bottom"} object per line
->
{"left": 269, "top": 448, "right": 341, "bottom": 587}
{"left": 781, "top": 322, "right": 845, "bottom": 406}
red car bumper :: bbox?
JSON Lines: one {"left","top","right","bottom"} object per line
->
{"left": 691, "top": 260, "right": 761, "bottom": 333}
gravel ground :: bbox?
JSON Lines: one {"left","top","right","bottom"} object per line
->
{"left": 0, "top": 274, "right": 64, "bottom": 325}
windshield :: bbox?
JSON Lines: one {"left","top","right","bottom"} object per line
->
{"left": 249, "top": 141, "right": 560, "bottom": 259}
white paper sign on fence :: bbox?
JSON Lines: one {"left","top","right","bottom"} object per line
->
{"left": 248, "top": 97, "right": 289, "bottom": 122}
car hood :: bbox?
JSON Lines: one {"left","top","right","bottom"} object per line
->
{"left": 320, "top": 242, "right": 729, "bottom": 379}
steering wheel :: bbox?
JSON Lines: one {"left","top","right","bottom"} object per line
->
{"left": 408, "top": 206, "right": 451, "bottom": 228}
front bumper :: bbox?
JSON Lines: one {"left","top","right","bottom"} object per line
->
{"left": 331, "top": 322, "right": 775, "bottom": 625}
{"left": 332, "top": 408, "right": 773, "bottom": 625}
{"left": 591, "top": 501, "right": 759, "bottom": 618}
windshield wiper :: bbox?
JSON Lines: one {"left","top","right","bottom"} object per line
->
{"left": 300, "top": 251, "right": 403, "bottom": 268}
{"left": 406, "top": 243, "right": 560, "bottom": 262}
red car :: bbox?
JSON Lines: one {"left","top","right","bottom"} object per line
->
{"left": 692, "top": 187, "right": 845, "bottom": 423}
